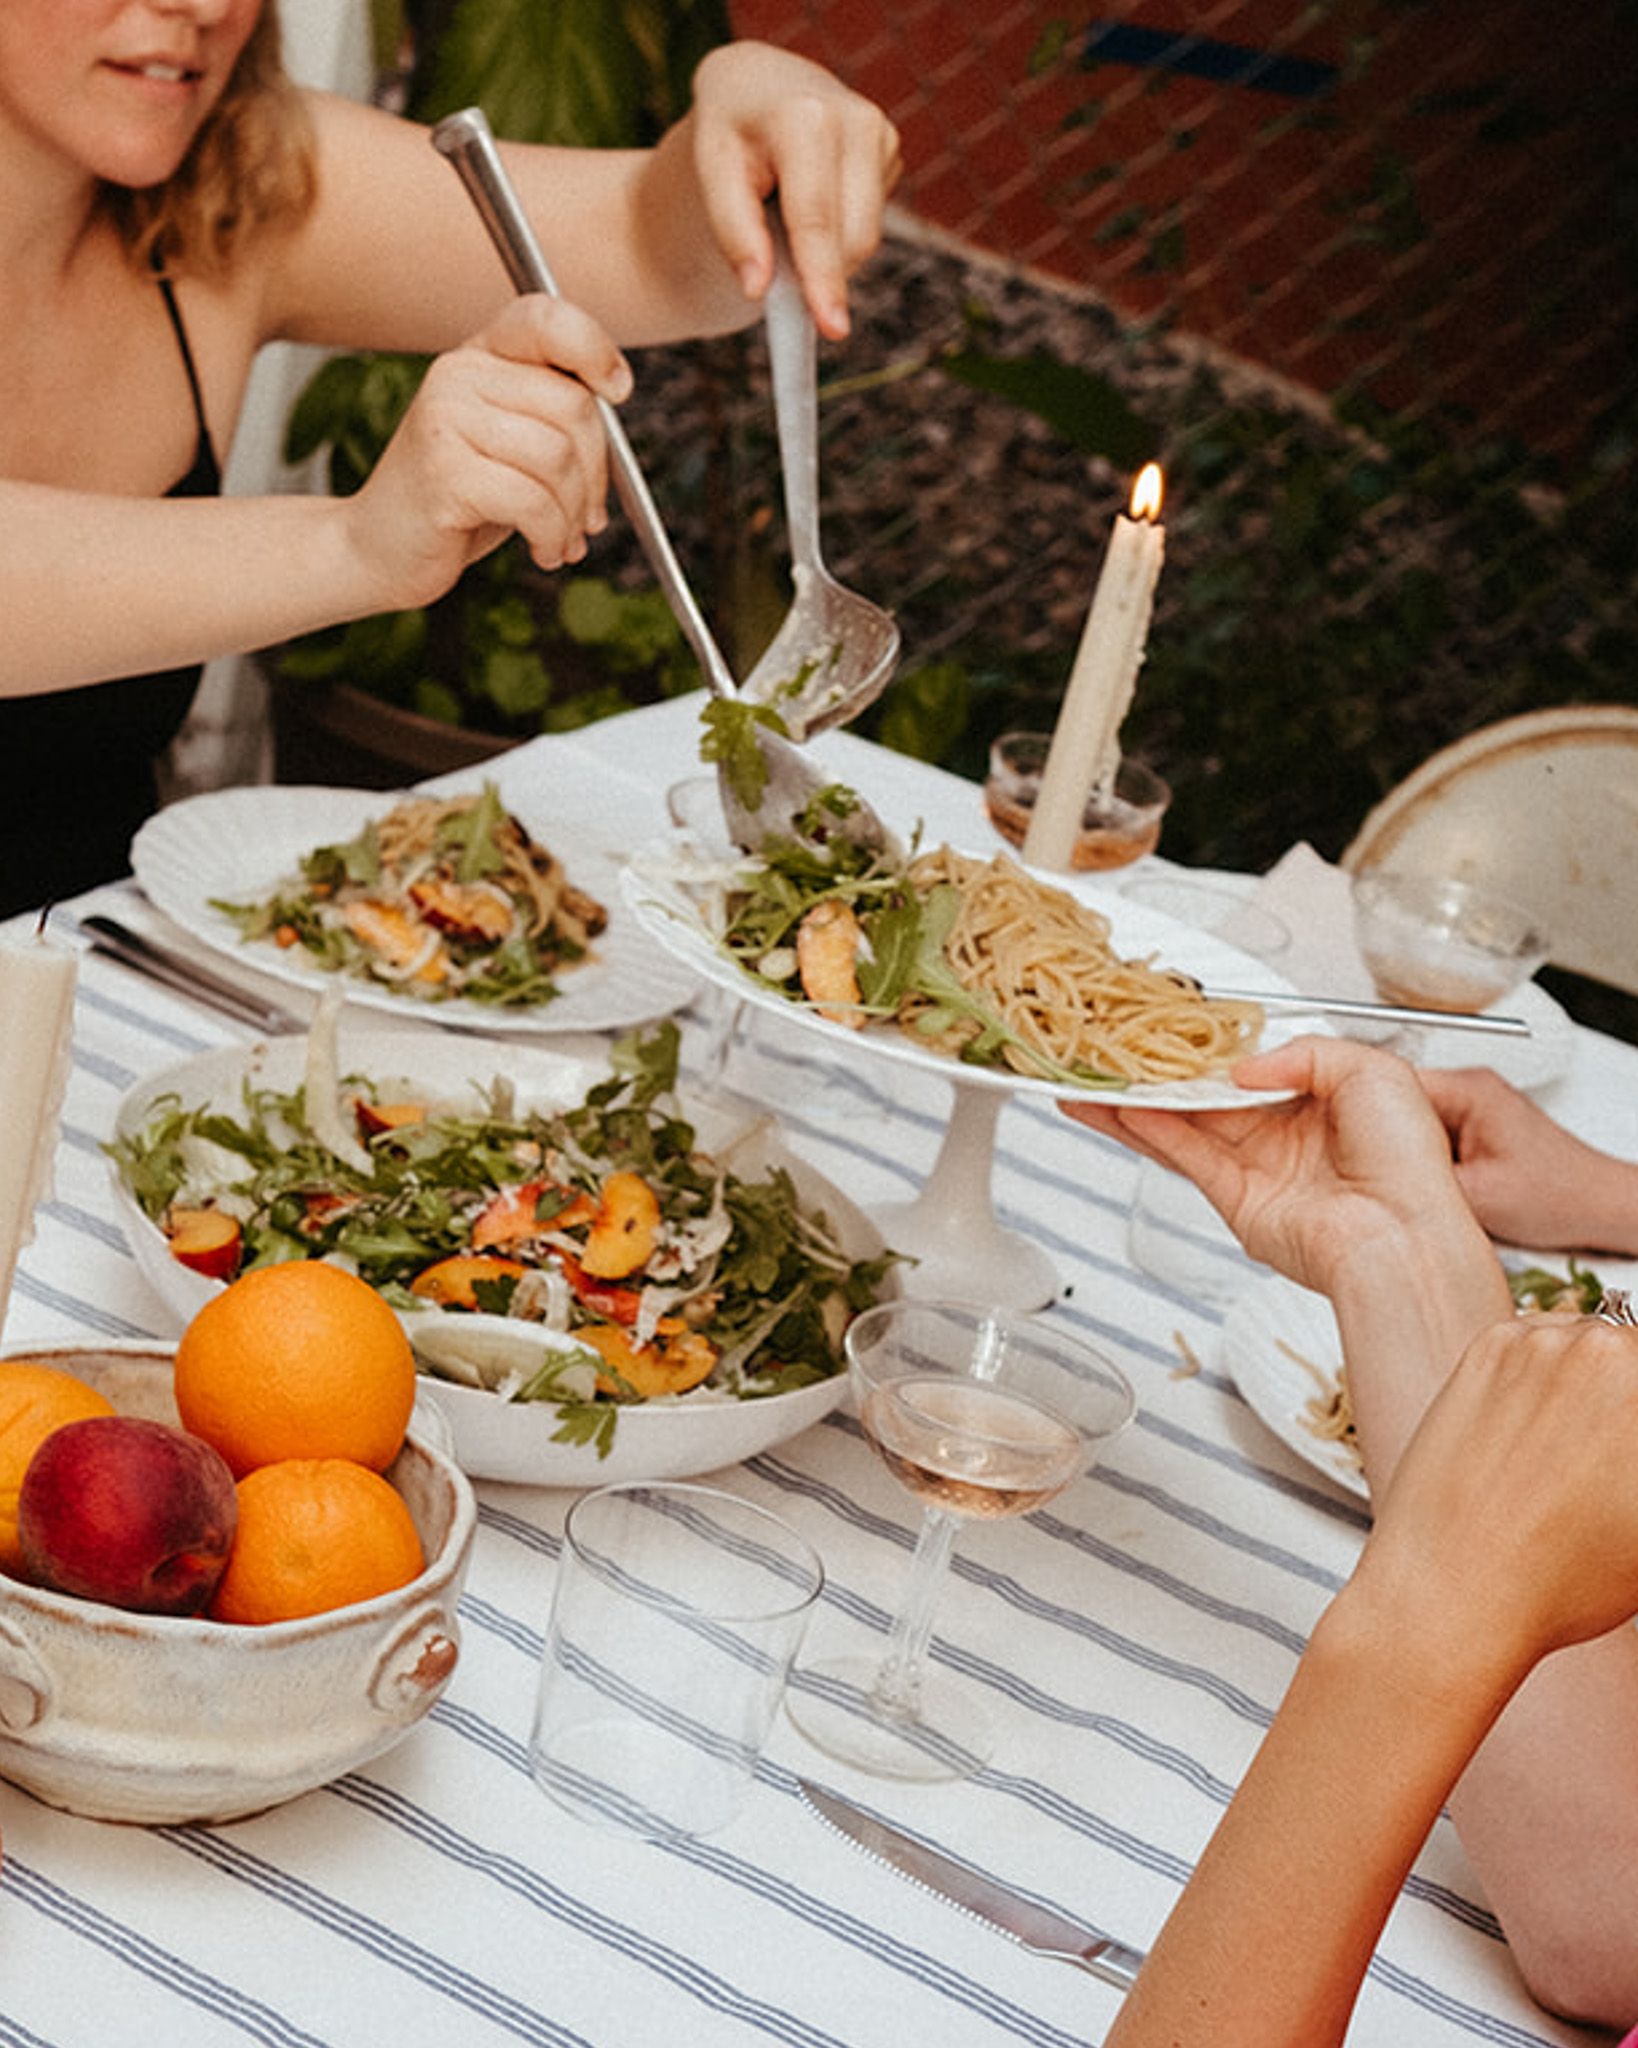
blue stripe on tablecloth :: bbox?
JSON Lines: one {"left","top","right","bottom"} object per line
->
{"left": 328, "top": 1765, "right": 1098, "bottom": 2048}
{"left": 3, "top": 1265, "right": 156, "bottom": 1337}
{"left": 460, "top": 1586, "right": 550, "bottom": 1662}
{"left": 0, "top": 2016, "right": 71, "bottom": 2048}
{"left": 4, "top": 1859, "right": 332, "bottom": 2045}
{"left": 476, "top": 1501, "right": 562, "bottom": 1561}
{"left": 161, "top": 1823, "right": 597, "bottom": 2048}
{"left": 35, "top": 1196, "right": 131, "bottom": 1254}
{"left": 72, "top": 978, "right": 224, "bottom": 1060}
{"left": 463, "top": 1491, "right": 1505, "bottom": 1968}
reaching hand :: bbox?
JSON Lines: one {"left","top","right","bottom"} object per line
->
{"left": 1420, "top": 1065, "right": 1638, "bottom": 1255}
{"left": 1063, "top": 1036, "right": 1480, "bottom": 1298}
{"left": 1357, "top": 1313, "right": 1638, "bottom": 1671}
{"left": 345, "top": 295, "right": 632, "bottom": 604}
{"left": 687, "top": 42, "right": 902, "bottom": 338}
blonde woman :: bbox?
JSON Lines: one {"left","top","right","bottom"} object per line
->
{"left": 0, "top": 3, "right": 899, "bottom": 908}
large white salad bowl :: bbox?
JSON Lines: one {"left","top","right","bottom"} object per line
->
{"left": 108, "top": 1030, "right": 889, "bottom": 1488}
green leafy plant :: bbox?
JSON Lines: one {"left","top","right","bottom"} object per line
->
{"left": 278, "top": 0, "right": 732, "bottom": 740}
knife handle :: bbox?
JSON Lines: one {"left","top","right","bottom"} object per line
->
{"left": 1055, "top": 1935, "right": 1146, "bottom": 1990}
{"left": 82, "top": 915, "right": 303, "bottom": 1035}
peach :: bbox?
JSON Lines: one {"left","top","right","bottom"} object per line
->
{"left": 580, "top": 1171, "right": 661, "bottom": 1279}
{"left": 18, "top": 1416, "right": 239, "bottom": 1617}
{"left": 408, "top": 1252, "right": 528, "bottom": 1310}
{"left": 164, "top": 1205, "right": 243, "bottom": 1280}
{"left": 354, "top": 1098, "right": 429, "bottom": 1139}
{"left": 470, "top": 1180, "right": 596, "bottom": 1249}
{"left": 575, "top": 1322, "right": 718, "bottom": 1399}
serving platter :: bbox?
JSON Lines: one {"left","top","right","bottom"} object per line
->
{"left": 132, "top": 784, "right": 699, "bottom": 1035}
{"left": 622, "top": 832, "right": 1318, "bottom": 1111}
{"left": 108, "top": 1028, "right": 886, "bottom": 1487}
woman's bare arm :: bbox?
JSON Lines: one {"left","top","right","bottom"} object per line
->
{"left": 1106, "top": 1316, "right": 1638, "bottom": 2047}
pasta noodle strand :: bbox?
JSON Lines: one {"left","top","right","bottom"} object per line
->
{"left": 902, "top": 847, "right": 1262, "bottom": 1084}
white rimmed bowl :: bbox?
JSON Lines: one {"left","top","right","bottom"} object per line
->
{"left": 107, "top": 1030, "right": 886, "bottom": 1488}
{"left": 0, "top": 1344, "right": 475, "bottom": 1825}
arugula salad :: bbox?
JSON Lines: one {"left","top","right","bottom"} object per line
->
{"left": 211, "top": 781, "right": 605, "bottom": 1008}
{"left": 109, "top": 1024, "right": 894, "bottom": 1456}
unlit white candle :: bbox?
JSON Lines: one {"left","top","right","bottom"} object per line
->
{"left": 1022, "top": 467, "right": 1165, "bottom": 871}
{"left": 0, "top": 925, "right": 77, "bottom": 1337}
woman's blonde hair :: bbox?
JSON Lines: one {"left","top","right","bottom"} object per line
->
{"left": 100, "top": 6, "right": 318, "bottom": 277}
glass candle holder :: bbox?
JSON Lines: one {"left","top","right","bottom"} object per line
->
{"left": 984, "top": 731, "right": 1171, "bottom": 871}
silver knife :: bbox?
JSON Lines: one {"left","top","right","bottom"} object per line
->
{"left": 798, "top": 1778, "right": 1145, "bottom": 1991}
{"left": 81, "top": 914, "right": 305, "bottom": 1035}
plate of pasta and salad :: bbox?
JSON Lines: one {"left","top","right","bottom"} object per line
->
{"left": 622, "top": 783, "right": 1324, "bottom": 1110}
{"left": 131, "top": 779, "right": 699, "bottom": 1035}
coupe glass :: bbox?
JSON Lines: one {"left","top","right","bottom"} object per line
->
{"left": 1350, "top": 869, "right": 1549, "bottom": 1060}
{"left": 788, "top": 1300, "right": 1135, "bottom": 1780}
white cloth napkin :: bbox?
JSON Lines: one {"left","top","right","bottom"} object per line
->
{"left": 1231, "top": 840, "right": 1380, "bottom": 1002}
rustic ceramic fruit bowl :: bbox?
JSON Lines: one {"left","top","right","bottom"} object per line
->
{"left": 0, "top": 1343, "right": 476, "bottom": 1825}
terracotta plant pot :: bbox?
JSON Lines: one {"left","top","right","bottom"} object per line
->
{"left": 270, "top": 672, "right": 518, "bottom": 791}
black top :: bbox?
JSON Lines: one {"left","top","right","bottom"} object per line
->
{"left": 0, "top": 268, "right": 224, "bottom": 917}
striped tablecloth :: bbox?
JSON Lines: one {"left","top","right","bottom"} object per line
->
{"left": 2, "top": 698, "right": 1630, "bottom": 2048}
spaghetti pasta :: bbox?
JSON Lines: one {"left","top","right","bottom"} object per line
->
{"left": 372, "top": 791, "right": 602, "bottom": 948}
{"left": 215, "top": 783, "right": 606, "bottom": 1006}
{"left": 901, "top": 848, "right": 1262, "bottom": 1084}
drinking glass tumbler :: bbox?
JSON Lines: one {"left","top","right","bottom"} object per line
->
{"left": 530, "top": 1481, "right": 824, "bottom": 1838}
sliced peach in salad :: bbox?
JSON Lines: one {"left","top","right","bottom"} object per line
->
{"left": 164, "top": 1206, "right": 243, "bottom": 1281}
{"left": 471, "top": 1181, "right": 597, "bottom": 1250}
{"left": 574, "top": 1323, "right": 719, "bottom": 1400}
{"left": 579, "top": 1171, "right": 661, "bottom": 1280}
{"left": 409, "top": 1253, "right": 528, "bottom": 1310}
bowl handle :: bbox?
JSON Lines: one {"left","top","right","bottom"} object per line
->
{"left": 0, "top": 1619, "right": 53, "bottom": 1733}
{"left": 368, "top": 1606, "right": 461, "bottom": 1721}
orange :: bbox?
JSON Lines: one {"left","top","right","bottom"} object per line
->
{"left": 174, "top": 1262, "right": 416, "bottom": 1478}
{"left": 0, "top": 1360, "right": 116, "bottom": 1575}
{"left": 211, "top": 1458, "right": 426, "bottom": 1624}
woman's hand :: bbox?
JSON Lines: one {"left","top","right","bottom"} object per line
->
{"left": 343, "top": 295, "right": 632, "bottom": 604}
{"left": 684, "top": 41, "right": 902, "bottom": 337}
{"left": 1356, "top": 1313, "right": 1638, "bottom": 1671}
{"left": 1420, "top": 1065, "right": 1638, "bottom": 1255}
{"left": 1063, "top": 1036, "right": 1481, "bottom": 1298}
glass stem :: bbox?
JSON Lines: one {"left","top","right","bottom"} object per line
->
{"left": 872, "top": 1508, "right": 959, "bottom": 1719}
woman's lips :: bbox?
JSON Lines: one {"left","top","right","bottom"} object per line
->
{"left": 107, "top": 57, "right": 204, "bottom": 87}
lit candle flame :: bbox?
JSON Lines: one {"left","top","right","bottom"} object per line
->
{"left": 1130, "top": 462, "right": 1164, "bottom": 523}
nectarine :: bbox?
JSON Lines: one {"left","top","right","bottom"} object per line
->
{"left": 164, "top": 1205, "right": 243, "bottom": 1280}
{"left": 19, "top": 1415, "right": 238, "bottom": 1617}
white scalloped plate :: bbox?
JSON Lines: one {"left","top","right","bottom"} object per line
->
{"left": 108, "top": 1029, "right": 885, "bottom": 1486}
{"left": 1219, "top": 1248, "right": 1638, "bottom": 1499}
{"left": 132, "top": 784, "right": 698, "bottom": 1034}
{"left": 1217, "top": 1276, "right": 1366, "bottom": 1497}
{"left": 622, "top": 832, "right": 1323, "bottom": 1110}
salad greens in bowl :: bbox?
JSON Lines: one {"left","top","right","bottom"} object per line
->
{"left": 106, "top": 1018, "right": 897, "bottom": 1484}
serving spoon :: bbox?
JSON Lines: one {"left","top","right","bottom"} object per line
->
{"left": 740, "top": 229, "right": 899, "bottom": 738}
{"left": 430, "top": 108, "right": 886, "bottom": 855}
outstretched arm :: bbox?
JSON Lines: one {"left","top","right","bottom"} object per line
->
{"left": 1071, "top": 1038, "right": 1638, "bottom": 2023}
{"left": 1106, "top": 1316, "right": 1638, "bottom": 2048}
{"left": 1, "top": 43, "right": 900, "bottom": 698}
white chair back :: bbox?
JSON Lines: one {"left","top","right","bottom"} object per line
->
{"left": 1341, "top": 706, "right": 1638, "bottom": 997}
